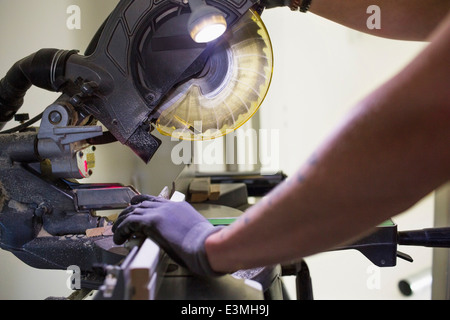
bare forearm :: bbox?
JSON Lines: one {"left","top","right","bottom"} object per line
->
{"left": 205, "top": 13, "right": 450, "bottom": 273}
{"left": 308, "top": 0, "right": 450, "bottom": 40}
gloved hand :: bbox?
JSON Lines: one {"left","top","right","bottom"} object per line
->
{"left": 112, "top": 194, "right": 224, "bottom": 277}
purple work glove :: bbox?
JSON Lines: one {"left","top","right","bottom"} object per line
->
{"left": 112, "top": 195, "right": 223, "bottom": 277}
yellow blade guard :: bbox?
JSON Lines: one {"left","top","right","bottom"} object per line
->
{"left": 155, "top": 9, "right": 273, "bottom": 141}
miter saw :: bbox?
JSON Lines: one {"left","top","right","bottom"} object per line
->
{"left": 4, "top": 0, "right": 450, "bottom": 301}
{"left": 0, "top": 0, "right": 274, "bottom": 292}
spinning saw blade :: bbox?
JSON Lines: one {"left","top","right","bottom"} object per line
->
{"left": 154, "top": 9, "right": 273, "bottom": 141}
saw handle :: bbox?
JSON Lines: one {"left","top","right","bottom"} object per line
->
{"left": 398, "top": 227, "right": 450, "bottom": 247}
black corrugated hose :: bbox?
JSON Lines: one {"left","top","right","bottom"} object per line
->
{"left": 0, "top": 48, "right": 77, "bottom": 132}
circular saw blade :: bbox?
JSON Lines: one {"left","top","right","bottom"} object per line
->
{"left": 154, "top": 9, "right": 273, "bottom": 141}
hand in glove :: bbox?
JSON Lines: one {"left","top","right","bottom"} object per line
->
{"left": 112, "top": 194, "right": 223, "bottom": 277}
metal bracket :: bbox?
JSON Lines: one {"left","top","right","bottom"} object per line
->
{"left": 37, "top": 103, "right": 103, "bottom": 179}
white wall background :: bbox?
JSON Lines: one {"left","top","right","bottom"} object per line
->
{"left": 0, "top": 1, "right": 436, "bottom": 299}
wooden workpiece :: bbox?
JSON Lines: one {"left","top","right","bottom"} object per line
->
{"left": 189, "top": 177, "right": 221, "bottom": 203}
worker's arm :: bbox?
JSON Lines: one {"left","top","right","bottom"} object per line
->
{"left": 307, "top": 0, "right": 450, "bottom": 41}
{"left": 205, "top": 12, "right": 450, "bottom": 273}
{"left": 265, "top": 0, "right": 450, "bottom": 41}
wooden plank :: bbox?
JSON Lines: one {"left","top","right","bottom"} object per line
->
{"left": 189, "top": 177, "right": 211, "bottom": 203}
{"left": 129, "top": 239, "right": 160, "bottom": 300}
{"left": 209, "top": 184, "right": 221, "bottom": 201}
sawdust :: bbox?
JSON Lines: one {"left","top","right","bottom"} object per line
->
{"left": 7, "top": 199, "right": 29, "bottom": 212}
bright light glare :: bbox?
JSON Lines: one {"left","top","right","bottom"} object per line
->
{"left": 190, "top": 14, "right": 227, "bottom": 43}
{"left": 194, "top": 23, "right": 227, "bottom": 43}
